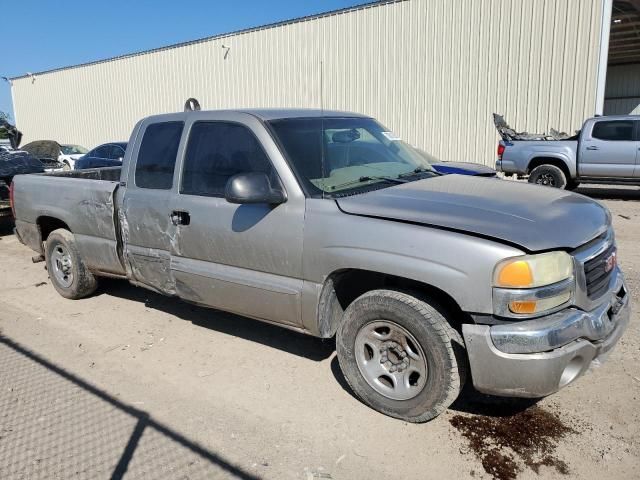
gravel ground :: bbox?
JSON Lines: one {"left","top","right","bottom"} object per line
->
{"left": 0, "top": 184, "right": 638, "bottom": 480}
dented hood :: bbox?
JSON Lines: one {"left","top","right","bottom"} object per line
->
{"left": 336, "top": 175, "right": 609, "bottom": 251}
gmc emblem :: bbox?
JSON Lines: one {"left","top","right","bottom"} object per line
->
{"left": 604, "top": 251, "right": 617, "bottom": 273}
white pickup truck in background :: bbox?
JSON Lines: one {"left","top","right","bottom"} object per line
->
{"left": 495, "top": 114, "right": 640, "bottom": 189}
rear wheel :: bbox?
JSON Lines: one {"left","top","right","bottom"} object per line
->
{"left": 528, "top": 164, "right": 568, "bottom": 189}
{"left": 45, "top": 229, "right": 98, "bottom": 299}
{"left": 336, "top": 289, "right": 466, "bottom": 422}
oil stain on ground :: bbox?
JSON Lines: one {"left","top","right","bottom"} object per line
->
{"left": 450, "top": 406, "right": 574, "bottom": 480}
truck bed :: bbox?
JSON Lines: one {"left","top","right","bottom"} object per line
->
{"left": 43, "top": 166, "right": 122, "bottom": 181}
{"left": 498, "top": 139, "right": 578, "bottom": 176}
{"left": 12, "top": 166, "right": 125, "bottom": 275}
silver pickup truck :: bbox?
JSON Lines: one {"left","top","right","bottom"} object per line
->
{"left": 11, "top": 109, "right": 630, "bottom": 422}
{"left": 496, "top": 114, "right": 640, "bottom": 189}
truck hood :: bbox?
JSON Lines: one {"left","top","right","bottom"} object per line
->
{"left": 335, "top": 175, "right": 609, "bottom": 251}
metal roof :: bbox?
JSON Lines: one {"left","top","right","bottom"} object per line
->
{"left": 609, "top": 0, "right": 640, "bottom": 65}
{"left": 8, "top": 0, "right": 401, "bottom": 81}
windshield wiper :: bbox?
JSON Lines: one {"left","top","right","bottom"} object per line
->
{"left": 329, "top": 175, "right": 405, "bottom": 191}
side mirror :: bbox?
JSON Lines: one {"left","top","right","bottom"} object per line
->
{"left": 225, "top": 172, "right": 286, "bottom": 205}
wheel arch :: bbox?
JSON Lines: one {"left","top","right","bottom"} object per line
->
{"left": 527, "top": 156, "right": 573, "bottom": 179}
{"left": 37, "top": 216, "right": 71, "bottom": 249}
{"left": 316, "top": 268, "right": 470, "bottom": 338}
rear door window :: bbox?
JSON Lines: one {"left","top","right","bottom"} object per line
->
{"left": 591, "top": 121, "right": 634, "bottom": 141}
{"left": 181, "top": 121, "right": 276, "bottom": 197}
{"left": 107, "top": 145, "right": 125, "bottom": 160}
{"left": 135, "top": 122, "right": 184, "bottom": 189}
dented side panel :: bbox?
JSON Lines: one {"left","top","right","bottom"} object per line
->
{"left": 12, "top": 174, "right": 125, "bottom": 275}
{"left": 119, "top": 182, "right": 178, "bottom": 296}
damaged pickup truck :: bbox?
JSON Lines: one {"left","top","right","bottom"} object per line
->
{"left": 12, "top": 109, "right": 630, "bottom": 422}
{"left": 495, "top": 113, "right": 640, "bottom": 189}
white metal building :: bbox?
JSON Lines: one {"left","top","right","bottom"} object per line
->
{"left": 8, "top": 0, "right": 640, "bottom": 165}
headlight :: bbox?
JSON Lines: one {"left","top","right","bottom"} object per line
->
{"left": 494, "top": 251, "right": 573, "bottom": 288}
{"left": 493, "top": 252, "right": 574, "bottom": 317}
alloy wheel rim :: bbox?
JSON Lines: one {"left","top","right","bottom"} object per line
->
{"left": 536, "top": 173, "right": 556, "bottom": 186}
{"left": 354, "top": 320, "right": 428, "bottom": 400}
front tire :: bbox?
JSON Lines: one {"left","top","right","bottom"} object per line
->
{"left": 528, "top": 164, "right": 568, "bottom": 189}
{"left": 45, "top": 229, "right": 98, "bottom": 299}
{"left": 336, "top": 290, "right": 466, "bottom": 422}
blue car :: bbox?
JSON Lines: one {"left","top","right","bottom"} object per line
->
{"left": 430, "top": 161, "right": 497, "bottom": 177}
{"left": 417, "top": 149, "right": 497, "bottom": 177}
{"left": 75, "top": 142, "right": 127, "bottom": 169}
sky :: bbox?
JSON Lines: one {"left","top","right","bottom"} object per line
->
{"left": 0, "top": 0, "right": 372, "bottom": 123}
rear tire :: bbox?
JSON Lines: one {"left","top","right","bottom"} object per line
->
{"left": 336, "top": 289, "right": 466, "bottom": 422}
{"left": 528, "top": 164, "right": 568, "bottom": 189}
{"left": 45, "top": 229, "right": 98, "bottom": 299}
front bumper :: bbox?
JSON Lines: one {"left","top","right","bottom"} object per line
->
{"left": 463, "top": 270, "right": 630, "bottom": 397}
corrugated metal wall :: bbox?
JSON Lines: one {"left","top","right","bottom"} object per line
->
{"left": 11, "top": 0, "right": 605, "bottom": 165}
{"left": 604, "top": 63, "right": 640, "bottom": 115}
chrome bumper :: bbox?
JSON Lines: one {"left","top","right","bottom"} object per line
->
{"left": 463, "top": 270, "right": 630, "bottom": 397}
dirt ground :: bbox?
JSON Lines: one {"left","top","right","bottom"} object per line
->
{"left": 0, "top": 184, "right": 639, "bottom": 480}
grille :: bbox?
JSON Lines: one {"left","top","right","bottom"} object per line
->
{"left": 584, "top": 243, "right": 616, "bottom": 299}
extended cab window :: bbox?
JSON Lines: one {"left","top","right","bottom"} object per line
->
{"left": 181, "top": 121, "right": 276, "bottom": 197}
{"left": 135, "top": 122, "right": 184, "bottom": 189}
{"left": 591, "top": 121, "right": 634, "bottom": 141}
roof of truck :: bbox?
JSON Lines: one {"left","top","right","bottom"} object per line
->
{"left": 238, "top": 109, "right": 368, "bottom": 120}
{"left": 143, "top": 108, "right": 371, "bottom": 123}
{"left": 591, "top": 114, "right": 640, "bottom": 121}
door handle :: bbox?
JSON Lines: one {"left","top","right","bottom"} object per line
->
{"left": 170, "top": 210, "right": 191, "bottom": 226}
{"left": 586, "top": 146, "right": 599, "bottom": 151}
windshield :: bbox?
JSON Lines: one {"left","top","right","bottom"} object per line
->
{"left": 61, "top": 144, "right": 88, "bottom": 155}
{"left": 269, "top": 117, "right": 437, "bottom": 197}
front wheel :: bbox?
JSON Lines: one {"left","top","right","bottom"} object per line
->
{"left": 336, "top": 290, "right": 466, "bottom": 422}
{"left": 45, "top": 229, "right": 98, "bottom": 299}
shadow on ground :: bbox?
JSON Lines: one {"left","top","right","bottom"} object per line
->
{"left": 0, "top": 219, "right": 14, "bottom": 237}
{"left": 0, "top": 334, "right": 261, "bottom": 480}
{"left": 102, "top": 279, "right": 536, "bottom": 418}
{"left": 97, "top": 278, "right": 335, "bottom": 362}
{"left": 575, "top": 186, "right": 640, "bottom": 201}
{"left": 329, "top": 355, "right": 539, "bottom": 417}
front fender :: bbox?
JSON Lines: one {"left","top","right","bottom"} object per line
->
{"left": 301, "top": 200, "right": 524, "bottom": 334}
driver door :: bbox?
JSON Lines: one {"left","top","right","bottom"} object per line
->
{"left": 168, "top": 112, "right": 305, "bottom": 327}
